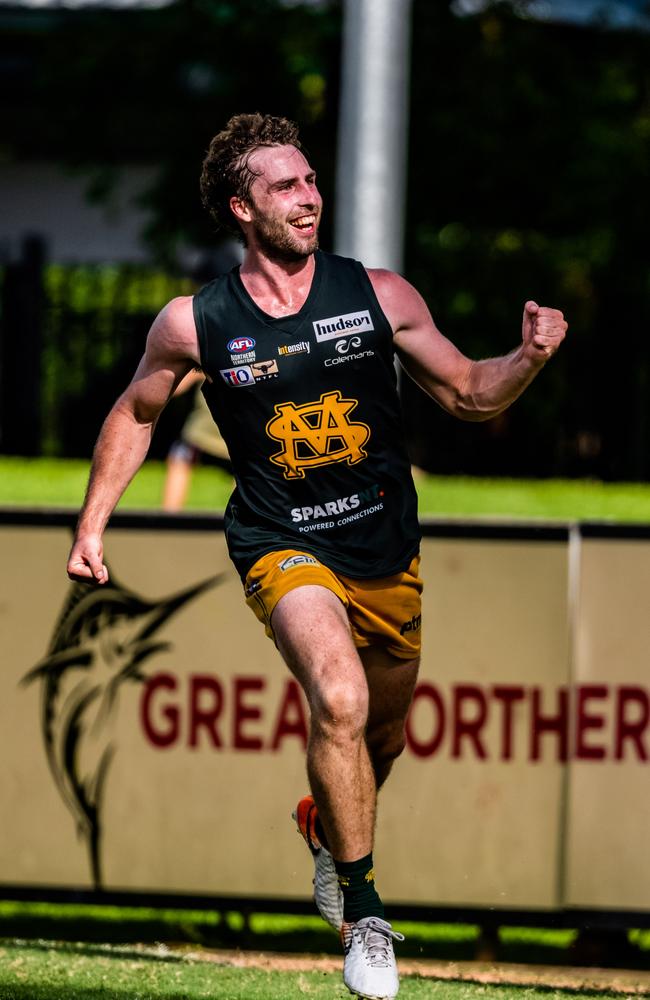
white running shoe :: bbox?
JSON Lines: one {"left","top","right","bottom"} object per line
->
{"left": 293, "top": 795, "right": 344, "bottom": 931}
{"left": 341, "top": 916, "right": 405, "bottom": 1000}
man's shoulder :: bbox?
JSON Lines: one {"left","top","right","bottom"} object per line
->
{"left": 364, "top": 269, "right": 429, "bottom": 337}
{"left": 158, "top": 295, "right": 196, "bottom": 330}
{"left": 316, "top": 254, "right": 414, "bottom": 331}
{"left": 149, "top": 296, "right": 199, "bottom": 358}
{"left": 366, "top": 267, "right": 406, "bottom": 294}
{"left": 368, "top": 267, "right": 425, "bottom": 300}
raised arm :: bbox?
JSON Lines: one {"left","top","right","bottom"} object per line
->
{"left": 67, "top": 295, "right": 200, "bottom": 584}
{"left": 368, "top": 270, "right": 567, "bottom": 420}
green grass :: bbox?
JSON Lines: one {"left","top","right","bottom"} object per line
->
{"left": 0, "top": 940, "right": 336, "bottom": 1000}
{"left": 2, "top": 457, "right": 650, "bottom": 522}
{"left": 0, "top": 902, "right": 524, "bottom": 959}
{"left": 1, "top": 902, "right": 649, "bottom": 1000}
{"left": 2, "top": 901, "right": 649, "bottom": 971}
{"left": 414, "top": 474, "right": 650, "bottom": 522}
{"left": 0, "top": 458, "right": 233, "bottom": 511}
{"left": 0, "top": 939, "right": 634, "bottom": 1000}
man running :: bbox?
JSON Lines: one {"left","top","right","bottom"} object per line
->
{"left": 67, "top": 113, "right": 567, "bottom": 1000}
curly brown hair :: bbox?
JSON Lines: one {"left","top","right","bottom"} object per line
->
{"left": 200, "top": 112, "right": 302, "bottom": 236}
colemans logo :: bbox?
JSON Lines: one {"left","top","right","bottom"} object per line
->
{"left": 265, "top": 390, "right": 370, "bottom": 480}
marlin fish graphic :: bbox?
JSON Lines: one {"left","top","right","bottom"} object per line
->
{"left": 23, "top": 569, "right": 222, "bottom": 888}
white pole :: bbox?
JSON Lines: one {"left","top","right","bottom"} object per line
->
{"left": 334, "top": 0, "right": 413, "bottom": 273}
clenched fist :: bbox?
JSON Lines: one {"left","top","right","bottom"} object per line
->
{"left": 67, "top": 533, "right": 109, "bottom": 585}
{"left": 522, "top": 301, "right": 567, "bottom": 360}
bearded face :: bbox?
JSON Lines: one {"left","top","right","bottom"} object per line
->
{"left": 234, "top": 145, "right": 323, "bottom": 263}
{"left": 247, "top": 197, "right": 320, "bottom": 263}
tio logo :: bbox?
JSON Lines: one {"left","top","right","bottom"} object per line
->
{"left": 220, "top": 366, "right": 254, "bottom": 387}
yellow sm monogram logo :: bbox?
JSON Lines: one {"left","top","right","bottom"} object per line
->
{"left": 266, "top": 390, "right": 370, "bottom": 480}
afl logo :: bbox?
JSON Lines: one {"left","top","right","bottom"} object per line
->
{"left": 228, "top": 337, "right": 256, "bottom": 352}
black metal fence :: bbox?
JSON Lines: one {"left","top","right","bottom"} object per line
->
{"left": 0, "top": 238, "right": 193, "bottom": 459}
{"left": 1, "top": 237, "right": 648, "bottom": 481}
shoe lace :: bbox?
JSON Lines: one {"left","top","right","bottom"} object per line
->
{"left": 356, "top": 918, "right": 405, "bottom": 967}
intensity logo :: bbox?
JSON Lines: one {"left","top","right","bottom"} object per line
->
{"left": 22, "top": 570, "right": 222, "bottom": 888}
{"left": 265, "top": 390, "right": 370, "bottom": 480}
{"left": 278, "top": 341, "right": 310, "bottom": 357}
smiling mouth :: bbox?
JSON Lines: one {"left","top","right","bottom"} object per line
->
{"left": 290, "top": 214, "right": 317, "bottom": 232}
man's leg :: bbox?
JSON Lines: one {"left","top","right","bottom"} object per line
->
{"left": 361, "top": 646, "right": 420, "bottom": 789}
{"left": 273, "top": 584, "right": 404, "bottom": 998}
{"left": 271, "top": 584, "right": 375, "bottom": 861}
{"left": 162, "top": 442, "right": 196, "bottom": 511}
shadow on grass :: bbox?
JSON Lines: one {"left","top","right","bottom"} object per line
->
{"left": 0, "top": 915, "right": 218, "bottom": 947}
{"left": 1, "top": 915, "right": 649, "bottom": 971}
{"left": 1, "top": 938, "right": 187, "bottom": 964}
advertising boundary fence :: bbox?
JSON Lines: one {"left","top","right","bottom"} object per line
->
{"left": 1, "top": 508, "right": 648, "bottom": 929}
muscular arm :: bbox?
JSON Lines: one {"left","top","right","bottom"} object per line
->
{"left": 67, "top": 296, "right": 200, "bottom": 583}
{"left": 368, "top": 270, "right": 567, "bottom": 421}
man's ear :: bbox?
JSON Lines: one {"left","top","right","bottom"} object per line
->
{"left": 230, "top": 195, "right": 252, "bottom": 224}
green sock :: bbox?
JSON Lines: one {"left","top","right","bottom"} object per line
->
{"left": 334, "top": 852, "right": 385, "bottom": 923}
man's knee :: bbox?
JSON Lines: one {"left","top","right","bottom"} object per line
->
{"left": 311, "top": 679, "right": 369, "bottom": 742}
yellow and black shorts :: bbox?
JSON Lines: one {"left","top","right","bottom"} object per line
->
{"left": 244, "top": 549, "right": 422, "bottom": 660}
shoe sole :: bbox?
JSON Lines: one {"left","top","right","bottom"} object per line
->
{"left": 347, "top": 992, "right": 395, "bottom": 1000}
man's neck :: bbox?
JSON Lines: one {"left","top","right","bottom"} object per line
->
{"left": 239, "top": 249, "right": 316, "bottom": 318}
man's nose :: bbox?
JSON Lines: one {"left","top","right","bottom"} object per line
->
{"left": 297, "top": 184, "right": 319, "bottom": 206}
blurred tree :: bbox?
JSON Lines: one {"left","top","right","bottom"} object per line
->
{"left": 1, "top": 0, "right": 649, "bottom": 478}
{"left": 0, "top": 0, "right": 342, "bottom": 260}
{"left": 403, "top": 0, "right": 650, "bottom": 480}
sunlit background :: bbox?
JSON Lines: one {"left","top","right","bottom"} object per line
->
{"left": 1, "top": 0, "right": 649, "bottom": 480}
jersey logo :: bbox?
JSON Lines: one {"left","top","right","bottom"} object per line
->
{"left": 228, "top": 337, "right": 255, "bottom": 352}
{"left": 312, "top": 310, "right": 374, "bottom": 343}
{"left": 265, "top": 390, "right": 370, "bottom": 480}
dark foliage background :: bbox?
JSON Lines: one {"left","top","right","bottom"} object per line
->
{"left": 404, "top": 0, "right": 650, "bottom": 480}
{"left": 0, "top": 0, "right": 648, "bottom": 475}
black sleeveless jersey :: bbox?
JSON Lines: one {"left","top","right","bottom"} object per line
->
{"left": 192, "top": 250, "right": 421, "bottom": 580}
